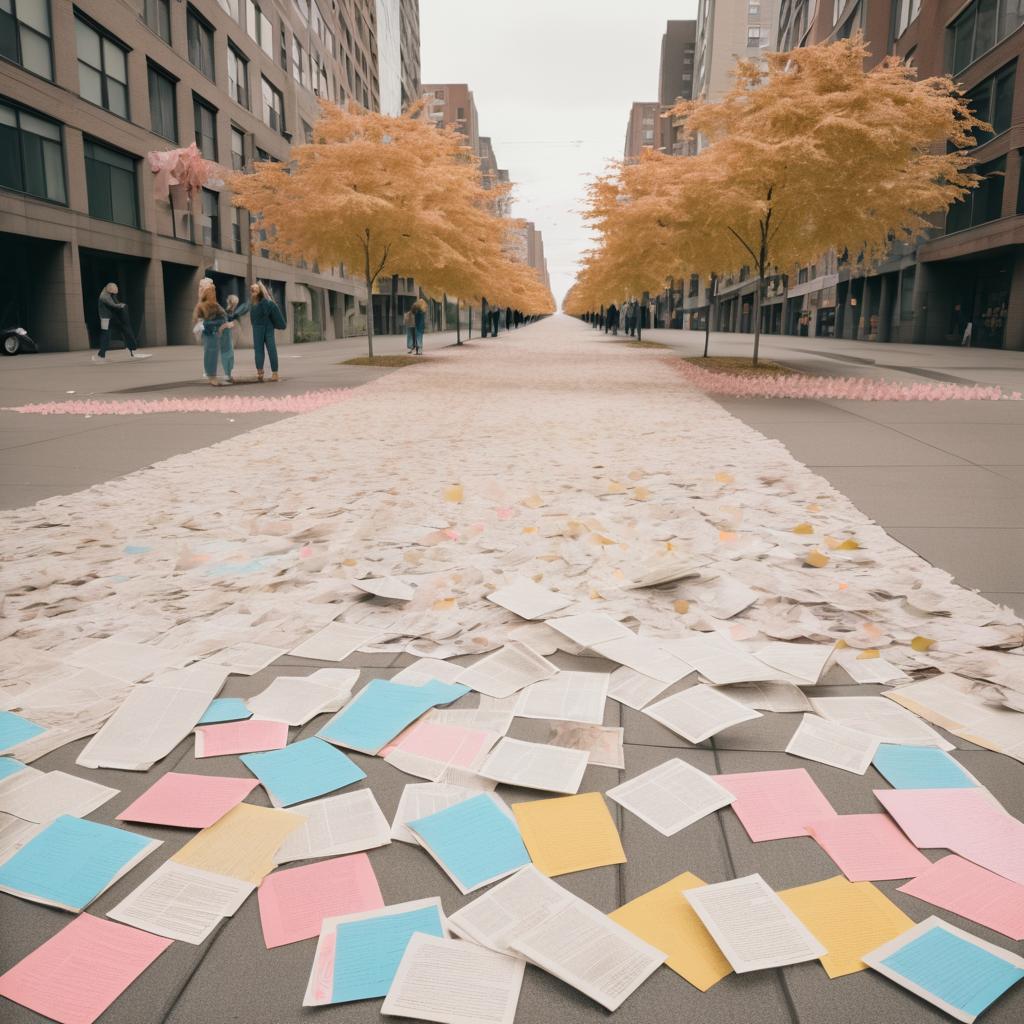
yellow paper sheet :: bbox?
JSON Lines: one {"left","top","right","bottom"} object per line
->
{"left": 779, "top": 875, "right": 914, "bottom": 978}
{"left": 171, "top": 802, "right": 303, "bottom": 884}
{"left": 511, "top": 792, "right": 626, "bottom": 877}
{"left": 609, "top": 871, "right": 731, "bottom": 992}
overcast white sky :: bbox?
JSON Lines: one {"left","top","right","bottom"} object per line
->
{"left": 420, "top": 0, "right": 699, "bottom": 306}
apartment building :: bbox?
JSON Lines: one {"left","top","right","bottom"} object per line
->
{"left": 0, "top": 0, "right": 420, "bottom": 352}
{"left": 694, "top": 0, "right": 778, "bottom": 103}
{"left": 623, "top": 100, "right": 660, "bottom": 160}
{"left": 658, "top": 19, "right": 697, "bottom": 155}
{"left": 766, "top": 0, "right": 1024, "bottom": 349}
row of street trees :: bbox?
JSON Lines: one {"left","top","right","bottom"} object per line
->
{"left": 564, "top": 36, "right": 986, "bottom": 364}
{"left": 231, "top": 102, "right": 554, "bottom": 358}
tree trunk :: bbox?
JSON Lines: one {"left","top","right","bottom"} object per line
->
{"left": 468, "top": 306, "right": 472, "bottom": 339}
{"left": 752, "top": 256, "right": 764, "bottom": 367}
{"left": 364, "top": 247, "right": 375, "bottom": 360}
{"left": 456, "top": 298, "right": 462, "bottom": 345}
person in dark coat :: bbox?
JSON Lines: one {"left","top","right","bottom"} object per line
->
{"left": 413, "top": 298, "right": 427, "bottom": 355}
{"left": 607, "top": 303, "right": 619, "bottom": 336}
{"left": 249, "top": 282, "right": 285, "bottom": 381}
{"left": 93, "top": 283, "right": 138, "bottom": 361}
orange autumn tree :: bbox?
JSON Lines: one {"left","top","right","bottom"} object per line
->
{"left": 592, "top": 35, "right": 986, "bottom": 364}
{"left": 230, "top": 101, "right": 515, "bottom": 357}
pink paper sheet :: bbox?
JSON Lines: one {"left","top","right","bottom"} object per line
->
{"left": 380, "top": 720, "right": 493, "bottom": 767}
{"left": 116, "top": 772, "right": 258, "bottom": 828}
{"left": 195, "top": 719, "right": 289, "bottom": 758}
{"left": 899, "top": 855, "right": 1024, "bottom": 941}
{"left": 951, "top": 811, "right": 1024, "bottom": 888}
{"left": 808, "top": 814, "right": 932, "bottom": 882}
{"left": 714, "top": 768, "right": 837, "bottom": 841}
{"left": 0, "top": 914, "right": 171, "bottom": 1024}
{"left": 257, "top": 853, "right": 383, "bottom": 948}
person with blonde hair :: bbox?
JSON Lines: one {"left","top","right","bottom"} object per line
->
{"left": 412, "top": 297, "right": 427, "bottom": 355}
{"left": 248, "top": 281, "right": 286, "bottom": 381}
{"left": 193, "top": 293, "right": 231, "bottom": 385}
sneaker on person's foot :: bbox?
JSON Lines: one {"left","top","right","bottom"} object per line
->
{"left": 91, "top": 354, "right": 106, "bottom": 363}
{"left": 134, "top": 352, "right": 152, "bottom": 359}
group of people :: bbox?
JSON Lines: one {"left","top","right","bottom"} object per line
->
{"left": 481, "top": 304, "right": 528, "bottom": 337}
{"left": 583, "top": 299, "right": 644, "bottom": 337}
{"left": 193, "top": 277, "right": 286, "bottom": 385}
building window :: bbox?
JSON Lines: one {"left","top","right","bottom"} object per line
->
{"left": 227, "top": 44, "right": 249, "bottom": 108}
{"left": 231, "top": 205, "right": 245, "bottom": 253}
{"left": 216, "top": 0, "right": 239, "bottom": 15}
{"left": 202, "top": 188, "right": 220, "bottom": 247}
{"left": 261, "top": 75, "right": 284, "bottom": 134}
{"left": 187, "top": 6, "right": 215, "bottom": 80}
{"left": 148, "top": 63, "right": 177, "bottom": 142}
{"left": 456, "top": 106, "right": 465, "bottom": 120}
{"left": 0, "top": 99, "right": 65, "bottom": 204}
{"left": 193, "top": 96, "right": 218, "bottom": 159}
{"left": 230, "top": 125, "right": 245, "bottom": 170}
{"left": 0, "top": 0, "right": 54, "bottom": 80}
{"left": 946, "top": 155, "right": 1006, "bottom": 232}
{"left": 967, "top": 61, "right": 1016, "bottom": 145}
{"left": 292, "top": 36, "right": 306, "bottom": 87}
{"left": 749, "top": 2, "right": 760, "bottom": 15}
{"left": 76, "top": 17, "right": 129, "bottom": 119}
{"left": 244, "top": 1, "right": 273, "bottom": 58}
{"left": 143, "top": 0, "right": 171, "bottom": 43}
{"left": 949, "top": 0, "right": 1024, "bottom": 75}
{"left": 899, "top": 266, "right": 916, "bottom": 320}
{"left": 895, "top": 0, "right": 921, "bottom": 37}
{"left": 84, "top": 139, "right": 138, "bottom": 227}
{"left": 747, "top": 25, "right": 762, "bottom": 46}
{"left": 279, "top": 20, "right": 287, "bottom": 68}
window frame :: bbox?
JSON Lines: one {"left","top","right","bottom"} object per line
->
{"left": 202, "top": 187, "right": 221, "bottom": 248}
{"left": 0, "top": 96, "right": 67, "bottom": 205}
{"left": 83, "top": 137, "right": 140, "bottom": 228}
{"left": 260, "top": 74, "right": 285, "bottom": 135}
{"left": 192, "top": 94, "right": 219, "bottom": 161}
{"left": 75, "top": 13, "right": 131, "bottom": 121}
{"left": 230, "top": 124, "right": 245, "bottom": 171}
{"left": 227, "top": 42, "right": 250, "bottom": 109}
{"left": 143, "top": 0, "right": 171, "bottom": 44}
{"left": 186, "top": 4, "right": 216, "bottom": 81}
{"left": 147, "top": 60, "right": 178, "bottom": 143}
{"left": 0, "top": 0, "right": 55, "bottom": 82}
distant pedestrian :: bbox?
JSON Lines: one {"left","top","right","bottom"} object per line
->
{"left": 481, "top": 300, "right": 490, "bottom": 338}
{"left": 961, "top": 320, "right": 973, "bottom": 347}
{"left": 93, "top": 283, "right": 138, "bottom": 362}
{"left": 490, "top": 305, "right": 501, "bottom": 336}
{"left": 249, "top": 282, "right": 286, "bottom": 382}
{"left": 413, "top": 298, "right": 427, "bottom": 354}
{"left": 194, "top": 295, "right": 231, "bottom": 385}
{"left": 505, "top": 307, "right": 512, "bottom": 331}
{"left": 403, "top": 306, "right": 416, "bottom": 352}
{"left": 624, "top": 300, "right": 637, "bottom": 337}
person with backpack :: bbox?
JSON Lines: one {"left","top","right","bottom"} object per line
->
{"left": 249, "top": 282, "right": 286, "bottom": 382}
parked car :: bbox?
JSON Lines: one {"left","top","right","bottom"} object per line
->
{"left": 1, "top": 327, "right": 37, "bottom": 356}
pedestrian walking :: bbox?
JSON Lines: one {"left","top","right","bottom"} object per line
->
{"left": 93, "top": 283, "right": 138, "bottom": 362}
{"left": 403, "top": 306, "right": 416, "bottom": 352}
{"left": 413, "top": 298, "right": 427, "bottom": 355}
{"left": 624, "top": 299, "right": 637, "bottom": 337}
{"left": 961, "top": 320, "right": 973, "bottom": 347}
{"left": 249, "top": 282, "right": 286, "bottom": 382}
{"left": 194, "top": 295, "right": 231, "bottom": 385}
{"left": 607, "top": 303, "right": 619, "bottom": 336}
{"left": 490, "top": 304, "right": 501, "bottom": 337}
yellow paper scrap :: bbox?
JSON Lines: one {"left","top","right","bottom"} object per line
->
{"left": 609, "top": 872, "right": 731, "bottom": 991}
{"left": 837, "top": 539, "right": 860, "bottom": 550}
{"left": 432, "top": 597, "right": 456, "bottom": 611}
{"left": 443, "top": 484, "right": 464, "bottom": 503}
{"left": 719, "top": 530, "right": 738, "bottom": 543}
{"left": 522, "top": 494, "right": 544, "bottom": 509}
{"left": 911, "top": 635, "right": 935, "bottom": 652}
{"left": 606, "top": 481, "right": 625, "bottom": 494}
{"left": 589, "top": 588, "right": 604, "bottom": 600}
{"left": 588, "top": 534, "right": 615, "bottom": 546}
{"left": 511, "top": 793, "right": 626, "bottom": 877}
{"left": 628, "top": 469, "right": 645, "bottom": 480}
{"left": 779, "top": 876, "right": 913, "bottom": 978}
{"left": 522, "top": 526, "right": 537, "bottom": 535}
{"left": 673, "top": 599, "right": 690, "bottom": 614}
{"left": 804, "top": 549, "right": 829, "bottom": 568}
{"left": 808, "top": 502, "right": 823, "bottom": 512}
{"left": 632, "top": 486, "right": 651, "bottom": 501}
{"left": 793, "top": 522, "right": 814, "bottom": 535}
{"left": 857, "top": 649, "right": 880, "bottom": 660}
{"left": 172, "top": 803, "right": 303, "bottom": 885}
{"left": 835, "top": 639, "right": 848, "bottom": 649}
{"left": 715, "top": 471, "right": 734, "bottom": 484}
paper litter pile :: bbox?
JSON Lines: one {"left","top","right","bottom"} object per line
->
{"left": 0, "top": 323, "right": 1022, "bottom": 1024}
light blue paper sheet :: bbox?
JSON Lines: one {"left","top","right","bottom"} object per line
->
{"left": 0, "top": 711, "right": 45, "bottom": 754}
{"left": 240, "top": 737, "right": 366, "bottom": 806}
{"left": 882, "top": 925, "right": 1024, "bottom": 1018}
{"left": 332, "top": 905, "right": 444, "bottom": 1002}
{"left": 198, "top": 698, "right": 253, "bottom": 725}
{"left": 873, "top": 744, "right": 976, "bottom": 789}
{"left": 0, "top": 814, "right": 155, "bottom": 910}
{"left": 0, "top": 757, "right": 26, "bottom": 781}
{"left": 408, "top": 793, "right": 530, "bottom": 891}
{"left": 318, "top": 679, "right": 469, "bottom": 754}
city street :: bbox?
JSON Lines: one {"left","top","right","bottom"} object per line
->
{"left": 2, "top": 315, "right": 1022, "bottom": 1024}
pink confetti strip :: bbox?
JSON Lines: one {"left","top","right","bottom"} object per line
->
{"left": 674, "top": 360, "right": 1021, "bottom": 402}
{"left": 4, "top": 389, "right": 353, "bottom": 416}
